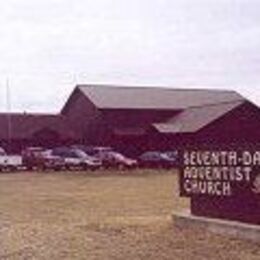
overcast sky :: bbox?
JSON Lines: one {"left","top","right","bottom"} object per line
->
{"left": 0, "top": 0, "right": 259, "bottom": 112}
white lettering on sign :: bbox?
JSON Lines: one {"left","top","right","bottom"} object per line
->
{"left": 181, "top": 150, "right": 259, "bottom": 197}
{"left": 183, "top": 179, "right": 232, "bottom": 196}
{"left": 183, "top": 166, "right": 251, "bottom": 182}
{"left": 242, "top": 151, "right": 260, "bottom": 166}
{"left": 183, "top": 151, "right": 239, "bottom": 166}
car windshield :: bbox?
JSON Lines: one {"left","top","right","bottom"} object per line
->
{"left": 162, "top": 151, "right": 178, "bottom": 160}
{"left": 74, "top": 149, "right": 95, "bottom": 160}
{"left": 164, "top": 151, "right": 178, "bottom": 157}
{"left": 142, "top": 152, "right": 160, "bottom": 158}
{"left": 109, "top": 152, "right": 125, "bottom": 160}
{"left": 95, "top": 147, "right": 113, "bottom": 153}
{"left": 160, "top": 153, "right": 171, "bottom": 160}
{"left": 41, "top": 150, "right": 50, "bottom": 156}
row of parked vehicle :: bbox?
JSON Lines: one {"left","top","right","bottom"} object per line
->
{"left": 0, "top": 145, "right": 178, "bottom": 172}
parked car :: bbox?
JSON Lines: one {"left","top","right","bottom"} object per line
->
{"left": 40, "top": 149, "right": 65, "bottom": 170}
{"left": 71, "top": 145, "right": 113, "bottom": 157}
{"left": 22, "top": 147, "right": 64, "bottom": 171}
{"left": 138, "top": 151, "right": 178, "bottom": 168}
{"left": 162, "top": 150, "right": 179, "bottom": 163}
{"left": 98, "top": 151, "right": 137, "bottom": 169}
{"left": 0, "top": 147, "right": 22, "bottom": 172}
{"left": 51, "top": 147, "right": 101, "bottom": 170}
{"left": 71, "top": 145, "right": 137, "bottom": 169}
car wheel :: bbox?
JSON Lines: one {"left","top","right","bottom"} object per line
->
{"left": 65, "top": 165, "right": 71, "bottom": 171}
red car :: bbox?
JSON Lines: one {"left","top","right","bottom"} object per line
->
{"left": 22, "top": 147, "right": 64, "bottom": 171}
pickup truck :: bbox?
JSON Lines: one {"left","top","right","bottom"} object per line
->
{"left": 0, "top": 147, "right": 22, "bottom": 171}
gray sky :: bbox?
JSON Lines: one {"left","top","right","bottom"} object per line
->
{"left": 0, "top": 0, "right": 260, "bottom": 112}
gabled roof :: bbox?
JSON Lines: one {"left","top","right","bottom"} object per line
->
{"left": 76, "top": 84, "right": 244, "bottom": 110}
{"left": 153, "top": 100, "right": 244, "bottom": 133}
{"left": 60, "top": 84, "right": 250, "bottom": 135}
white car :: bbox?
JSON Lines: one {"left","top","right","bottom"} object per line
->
{"left": 51, "top": 147, "right": 102, "bottom": 170}
{"left": 0, "top": 147, "right": 22, "bottom": 171}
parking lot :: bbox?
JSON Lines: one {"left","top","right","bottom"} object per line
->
{"left": 0, "top": 170, "right": 259, "bottom": 260}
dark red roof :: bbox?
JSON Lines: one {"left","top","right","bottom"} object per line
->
{"left": 0, "top": 113, "right": 76, "bottom": 140}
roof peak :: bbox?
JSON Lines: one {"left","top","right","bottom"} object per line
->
{"left": 77, "top": 84, "right": 239, "bottom": 94}
{"left": 71, "top": 84, "right": 245, "bottom": 111}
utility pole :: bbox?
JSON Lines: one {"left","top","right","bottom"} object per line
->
{"left": 6, "top": 78, "right": 12, "bottom": 153}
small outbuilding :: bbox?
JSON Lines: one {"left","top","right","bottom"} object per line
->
{"left": 0, "top": 113, "right": 76, "bottom": 153}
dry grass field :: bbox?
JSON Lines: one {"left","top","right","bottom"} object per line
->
{"left": 0, "top": 170, "right": 259, "bottom": 260}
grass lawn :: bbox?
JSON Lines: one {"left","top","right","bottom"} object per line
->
{"left": 0, "top": 170, "right": 259, "bottom": 259}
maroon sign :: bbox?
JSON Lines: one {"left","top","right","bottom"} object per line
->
{"left": 180, "top": 150, "right": 260, "bottom": 197}
{"left": 179, "top": 149, "right": 260, "bottom": 225}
